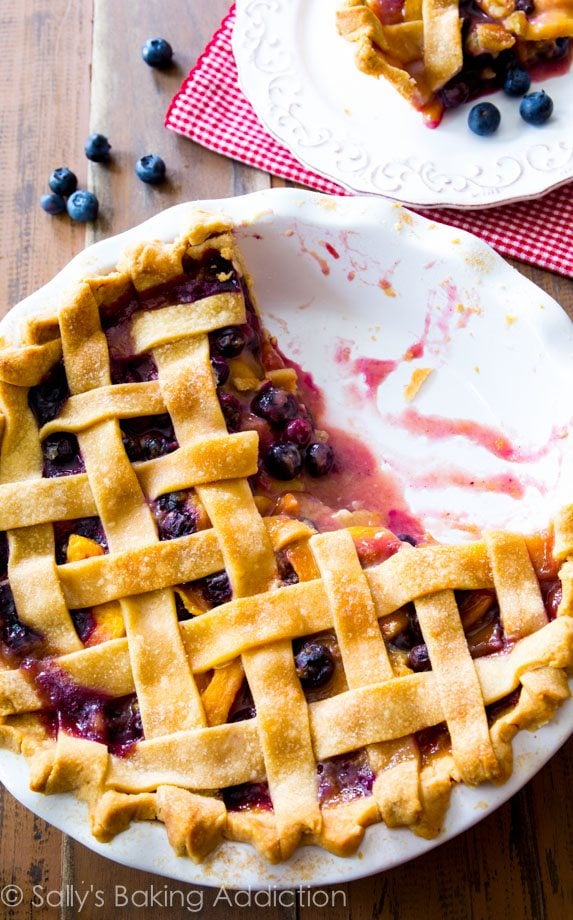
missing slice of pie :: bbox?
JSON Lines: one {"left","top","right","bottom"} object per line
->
{"left": 0, "top": 210, "right": 571, "bottom": 865}
{"left": 337, "top": 0, "right": 572, "bottom": 125}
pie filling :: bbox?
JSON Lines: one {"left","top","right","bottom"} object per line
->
{"left": 0, "top": 216, "right": 572, "bottom": 864}
{"left": 337, "top": 0, "right": 573, "bottom": 125}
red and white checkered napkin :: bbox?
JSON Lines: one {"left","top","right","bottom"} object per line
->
{"left": 166, "top": 5, "right": 573, "bottom": 278}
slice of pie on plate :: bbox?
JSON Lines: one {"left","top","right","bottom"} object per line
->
{"left": 0, "top": 206, "right": 571, "bottom": 865}
{"left": 337, "top": 0, "right": 572, "bottom": 124}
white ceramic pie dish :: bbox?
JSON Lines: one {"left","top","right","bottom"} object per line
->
{"left": 0, "top": 188, "right": 572, "bottom": 888}
{"left": 233, "top": 0, "right": 573, "bottom": 209}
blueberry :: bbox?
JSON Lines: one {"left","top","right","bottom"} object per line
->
{"left": 503, "top": 67, "right": 531, "bottom": 97}
{"left": 84, "top": 133, "right": 111, "bottom": 162}
{"left": 408, "top": 644, "right": 431, "bottom": 672}
{"left": 43, "top": 434, "right": 77, "bottom": 464}
{"left": 284, "top": 417, "right": 313, "bottom": 446}
{"left": 218, "top": 392, "right": 242, "bottom": 432}
{"left": 122, "top": 434, "right": 139, "bottom": 461}
{"left": 264, "top": 441, "right": 302, "bottom": 480}
{"left": 468, "top": 102, "right": 501, "bottom": 136}
{"left": 397, "top": 533, "right": 418, "bottom": 546}
{"left": 141, "top": 434, "right": 172, "bottom": 460}
{"left": 40, "top": 192, "right": 66, "bottom": 215}
{"left": 156, "top": 491, "right": 186, "bottom": 512}
{"left": 48, "top": 167, "right": 78, "bottom": 196}
{"left": 211, "top": 326, "right": 246, "bottom": 358}
{"left": 141, "top": 37, "right": 173, "bottom": 68}
{"left": 294, "top": 640, "right": 335, "bottom": 689}
{"left": 135, "top": 155, "right": 166, "bottom": 185}
{"left": 251, "top": 386, "right": 299, "bottom": 426}
{"left": 66, "top": 190, "right": 99, "bottom": 222}
{"left": 515, "top": 0, "right": 534, "bottom": 12}
{"left": 305, "top": 442, "right": 334, "bottom": 477}
{"left": 211, "top": 356, "right": 230, "bottom": 387}
{"left": 438, "top": 80, "right": 470, "bottom": 109}
{"left": 203, "top": 571, "right": 232, "bottom": 607}
{"left": 159, "top": 508, "right": 197, "bottom": 540}
{"left": 29, "top": 363, "right": 70, "bottom": 426}
{"left": 520, "top": 90, "right": 554, "bottom": 125}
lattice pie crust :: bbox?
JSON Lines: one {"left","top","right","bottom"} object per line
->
{"left": 0, "top": 212, "right": 571, "bottom": 865}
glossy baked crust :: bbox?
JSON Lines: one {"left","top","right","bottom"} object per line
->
{"left": 0, "top": 213, "right": 572, "bottom": 864}
{"left": 337, "top": 0, "right": 573, "bottom": 117}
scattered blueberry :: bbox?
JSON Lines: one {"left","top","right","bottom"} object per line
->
{"left": 141, "top": 37, "right": 173, "bottom": 68}
{"left": 503, "top": 67, "right": 531, "bottom": 97}
{"left": 264, "top": 441, "right": 302, "bottom": 480}
{"left": 40, "top": 193, "right": 66, "bottom": 215}
{"left": 408, "top": 644, "right": 431, "bottom": 672}
{"left": 211, "top": 326, "right": 246, "bottom": 358}
{"left": 211, "top": 356, "right": 230, "bottom": 387}
{"left": 48, "top": 167, "right": 78, "bottom": 196}
{"left": 135, "top": 155, "right": 166, "bottom": 185}
{"left": 520, "top": 90, "right": 554, "bottom": 125}
{"left": 251, "top": 386, "right": 299, "bottom": 426}
{"left": 84, "top": 133, "right": 112, "bottom": 162}
{"left": 468, "top": 102, "right": 501, "bottom": 136}
{"left": 305, "top": 442, "right": 334, "bottom": 477}
{"left": 294, "top": 640, "right": 335, "bottom": 689}
{"left": 66, "top": 190, "right": 99, "bottom": 222}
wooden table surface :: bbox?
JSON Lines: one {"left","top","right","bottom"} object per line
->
{"left": 0, "top": 2, "right": 572, "bottom": 918}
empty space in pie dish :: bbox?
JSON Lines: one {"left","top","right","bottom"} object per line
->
{"left": 1, "top": 188, "right": 572, "bottom": 889}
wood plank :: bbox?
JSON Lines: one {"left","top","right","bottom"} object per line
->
{"left": 0, "top": 0, "right": 93, "bottom": 316}
{"left": 0, "top": 3, "right": 92, "bottom": 918}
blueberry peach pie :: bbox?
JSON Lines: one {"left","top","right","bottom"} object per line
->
{"left": 337, "top": 0, "right": 572, "bottom": 124}
{"left": 0, "top": 212, "right": 572, "bottom": 864}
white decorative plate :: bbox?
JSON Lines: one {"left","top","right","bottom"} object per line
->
{"left": 1, "top": 189, "right": 572, "bottom": 888}
{"left": 233, "top": 0, "right": 573, "bottom": 209}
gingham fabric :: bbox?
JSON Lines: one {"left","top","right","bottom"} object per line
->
{"left": 165, "top": 4, "right": 573, "bottom": 278}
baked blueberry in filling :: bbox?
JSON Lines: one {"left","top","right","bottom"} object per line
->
{"left": 42, "top": 433, "right": 85, "bottom": 478}
{"left": 70, "top": 608, "right": 97, "bottom": 645}
{"left": 294, "top": 639, "right": 335, "bottom": 689}
{"left": 22, "top": 660, "right": 143, "bottom": 756}
{"left": 110, "top": 353, "right": 158, "bottom": 385}
{"left": 0, "top": 581, "right": 43, "bottom": 660}
{"left": 28, "top": 361, "right": 70, "bottom": 426}
{"left": 200, "top": 571, "right": 232, "bottom": 607}
{"left": 152, "top": 492, "right": 198, "bottom": 541}
{"left": 218, "top": 392, "right": 242, "bottom": 433}
{"left": 210, "top": 325, "right": 246, "bottom": 358}
{"left": 317, "top": 752, "right": 375, "bottom": 805}
{"left": 120, "top": 414, "right": 178, "bottom": 462}
{"left": 223, "top": 782, "right": 273, "bottom": 812}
